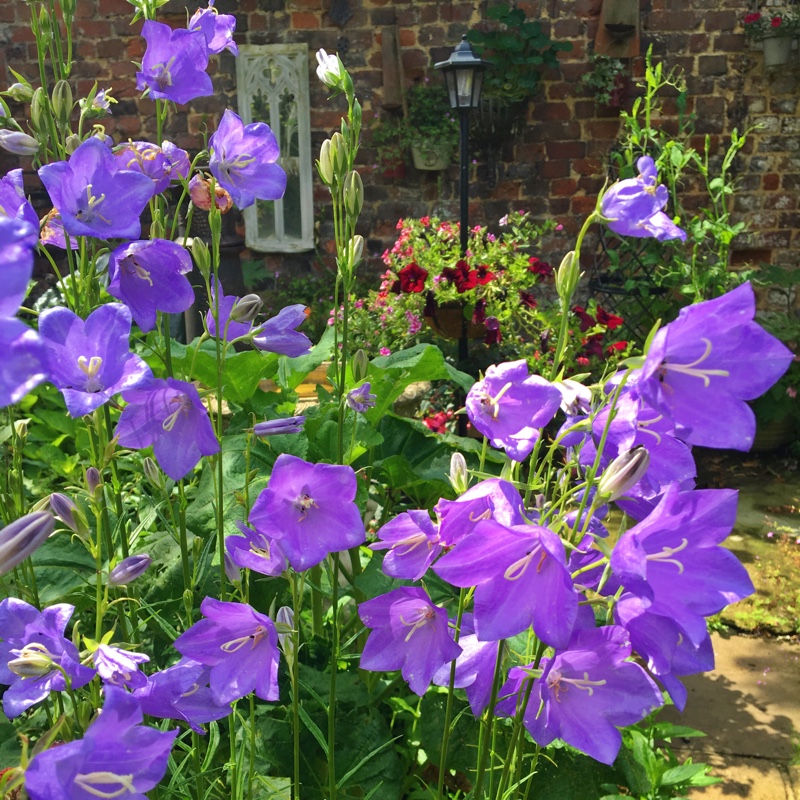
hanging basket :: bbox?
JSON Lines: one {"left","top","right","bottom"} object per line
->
{"left": 762, "top": 35, "right": 793, "bottom": 67}
{"left": 471, "top": 97, "right": 526, "bottom": 145}
{"left": 423, "top": 300, "right": 487, "bottom": 340}
{"left": 411, "top": 144, "right": 453, "bottom": 171}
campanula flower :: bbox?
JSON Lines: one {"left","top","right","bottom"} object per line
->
{"left": 93, "top": 644, "right": 150, "bottom": 690}
{"left": 359, "top": 586, "right": 462, "bottom": 696}
{"left": 0, "top": 130, "right": 39, "bottom": 156}
{"left": 113, "top": 140, "right": 174, "bottom": 194}
{"left": 0, "top": 317, "right": 48, "bottom": 408}
{"left": 0, "top": 218, "right": 37, "bottom": 317}
{"left": 251, "top": 304, "right": 312, "bottom": 357}
{"left": 109, "top": 554, "right": 153, "bottom": 586}
{"left": 206, "top": 277, "right": 259, "bottom": 340}
{"left": 370, "top": 510, "right": 442, "bottom": 580}
{"left": 115, "top": 378, "right": 220, "bottom": 480}
{"left": 465, "top": 360, "right": 561, "bottom": 461}
{"left": 496, "top": 626, "right": 663, "bottom": 765}
{"left": 315, "top": 49, "right": 347, "bottom": 89}
{"left": 38, "top": 303, "right": 153, "bottom": 417}
{"left": 173, "top": 597, "right": 280, "bottom": 704}
{"left": 0, "top": 169, "right": 39, "bottom": 232}
{"left": 0, "top": 598, "right": 95, "bottom": 717}
{"left": 108, "top": 239, "right": 195, "bottom": 333}
{"left": 189, "top": 0, "right": 239, "bottom": 56}
{"left": 346, "top": 382, "right": 377, "bottom": 413}
{"left": 24, "top": 687, "right": 178, "bottom": 800}
{"left": 136, "top": 20, "right": 213, "bottom": 104}
{"left": 209, "top": 109, "right": 287, "bottom": 209}
{"left": 248, "top": 454, "right": 365, "bottom": 571}
{"left": 38, "top": 137, "right": 155, "bottom": 240}
{"left": 0, "top": 512, "right": 54, "bottom": 578}
{"left": 225, "top": 522, "right": 287, "bottom": 577}
{"left": 252, "top": 416, "right": 305, "bottom": 436}
{"left": 636, "top": 282, "right": 793, "bottom": 450}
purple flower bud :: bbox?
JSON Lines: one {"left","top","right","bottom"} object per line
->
{"left": 597, "top": 445, "right": 650, "bottom": 502}
{"left": 0, "top": 511, "right": 55, "bottom": 577}
{"left": 49, "top": 493, "right": 78, "bottom": 532}
{"left": 0, "top": 130, "right": 39, "bottom": 156}
{"left": 8, "top": 643, "right": 56, "bottom": 677}
{"left": 108, "top": 554, "right": 153, "bottom": 586}
{"left": 252, "top": 417, "right": 306, "bottom": 437}
{"left": 86, "top": 467, "right": 102, "bottom": 496}
{"left": 223, "top": 553, "right": 241, "bottom": 584}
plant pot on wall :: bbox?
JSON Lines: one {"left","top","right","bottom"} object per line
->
{"left": 423, "top": 300, "right": 487, "bottom": 340}
{"left": 762, "top": 35, "right": 793, "bottom": 67}
{"left": 411, "top": 144, "right": 453, "bottom": 171}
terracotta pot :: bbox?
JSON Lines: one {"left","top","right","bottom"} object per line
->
{"left": 423, "top": 300, "right": 487, "bottom": 340}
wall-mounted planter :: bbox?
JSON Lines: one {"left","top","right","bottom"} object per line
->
{"left": 762, "top": 35, "right": 793, "bottom": 67}
{"left": 411, "top": 144, "right": 452, "bottom": 171}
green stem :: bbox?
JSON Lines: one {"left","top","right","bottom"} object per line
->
{"left": 177, "top": 480, "right": 193, "bottom": 623}
{"left": 290, "top": 572, "right": 304, "bottom": 800}
{"left": 328, "top": 554, "right": 340, "bottom": 800}
{"left": 494, "top": 680, "right": 534, "bottom": 800}
{"left": 474, "top": 640, "right": 506, "bottom": 799}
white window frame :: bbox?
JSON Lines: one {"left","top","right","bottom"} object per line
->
{"left": 236, "top": 43, "right": 314, "bottom": 252}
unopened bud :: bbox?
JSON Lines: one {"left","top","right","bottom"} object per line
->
{"left": 13, "top": 419, "right": 28, "bottom": 441}
{"left": 343, "top": 170, "right": 363, "bottom": 217}
{"left": 143, "top": 457, "right": 164, "bottom": 490}
{"left": 50, "top": 493, "right": 79, "bottom": 532}
{"left": 317, "top": 138, "right": 334, "bottom": 186}
{"left": 224, "top": 553, "right": 240, "bottom": 584}
{"left": 330, "top": 131, "right": 348, "bottom": 178}
{"left": 65, "top": 133, "right": 82, "bottom": 154}
{"left": 230, "top": 293, "right": 264, "bottom": 324}
{"left": 149, "top": 210, "right": 166, "bottom": 240}
{"left": 86, "top": 467, "right": 101, "bottom": 496}
{"left": 188, "top": 174, "right": 232, "bottom": 213}
{"left": 8, "top": 643, "right": 55, "bottom": 677}
{"left": 108, "top": 554, "right": 152, "bottom": 586}
{"left": 597, "top": 445, "right": 650, "bottom": 502}
{"left": 448, "top": 452, "right": 469, "bottom": 495}
{"left": 192, "top": 237, "right": 211, "bottom": 280}
{"left": 252, "top": 416, "right": 306, "bottom": 436}
{"left": 275, "top": 606, "right": 295, "bottom": 668}
{"left": 352, "top": 349, "right": 368, "bottom": 383}
{"left": 30, "top": 88, "right": 47, "bottom": 134}
{"left": 346, "top": 234, "right": 364, "bottom": 271}
{"left": 5, "top": 82, "right": 34, "bottom": 103}
{"left": 555, "top": 250, "right": 580, "bottom": 303}
{"left": 51, "top": 80, "right": 73, "bottom": 129}
{"left": 0, "top": 130, "right": 39, "bottom": 156}
{"left": 0, "top": 511, "right": 55, "bottom": 578}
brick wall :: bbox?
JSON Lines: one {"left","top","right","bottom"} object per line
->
{"left": 1, "top": 0, "right": 799, "bottom": 300}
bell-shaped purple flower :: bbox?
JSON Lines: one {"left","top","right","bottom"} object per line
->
{"left": 173, "top": 597, "right": 280, "bottom": 704}
{"left": 39, "top": 303, "right": 154, "bottom": 417}
{"left": 370, "top": 509, "right": 442, "bottom": 580}
{"left": 0, "top": 511, "right": 54, "bottom": 577}
{"left": 38, "top": 137, "right": 156, "bottom": 240}
{"left": 206, "top": 276, "right": 256, "bottom": 340}
{"left": 248, "top": 454, "right": 365, "bottom": 571}
{"left": 465, "top": 360, "right": 561, "bottom": 461}
{"left": 115, "top": 377, "right": 220, "bottom": 480}
{"left": 0, "top": 217, "right": 38, "bottom": 317}
{"left": 346, "top": 382, "right": 377, "bottom": 413}
{"left": 189, "top": 0, "right": 239, "bottom": 55}
{"left": 600, "top": 156, "right": 686, "bottom": 242}
{"left": 252, "top": 416, "right": 305, "bottom": 436}
{"left": 252, "top": 304, "right": 312, "bottom": 357}
{"left": 0, "top": 598, "right": 96, "bottom": 718}
{"left": 359, "top": 586, "right": 462, "bottom": 696}
{"left": 24, "top": 687, "right": 178, "bottom": 800}
{"left": 162, "top": 140, "right": 191, "bottom": 182}
{"left": 93, "top": 644, "right": 150, "bottom": 690}
{"left": 225, "top": 521, "right": 287, "bottom": 576}
{"left": 133, "top": 657, "right": 233, "bottom": 733}
{"left": 0, "top": 169, "right": 39, "bottom": 232}
{"left": 209, "top": 109, "right": 287, "bottom": 209}
{"left": 637, "top": 282, "right": 793, "bottom": 450}
{"left": 496, "top": 626, "right": 663, "bottom": 765}
{"left": 109, "top": 554, "right": 153, "bottom": 586}
{"left": 108, "top": 239, "right": 195, "bottom": 334}
{"left": 39, "top": 209, "right": 79, "bottom": 250}
{"left": 434, "top": 519, "right": 578, "bottom": 647}
{"left": 136, "top": 20, "right": 213, "bottom": 105}
{"left": 0, "top": 317, "right": 48, "bottom": 408}
{"left": 113, "top": 141, "right": 174, "bottom": 194}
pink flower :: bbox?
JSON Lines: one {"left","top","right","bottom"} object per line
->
{"left": 787, "top": 386, "right": 797, "bottom": 398}
{"left": 379, "top": 347, "right": 391, "bottom": 356}
{"left": 771, "top": 15, "right": 782, "bottom": 27}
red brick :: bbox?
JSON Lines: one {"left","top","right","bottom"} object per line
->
{"left": 552, "top": 178, "right": 578, "bottom": 196}
{"left": 541, "top": 160, "right": 570, "bottom": 179}
{"left": 762, "top": 173, "right": 780, "bottom": 191}
{"left": 545, "top": 140, "right": 586, "bottom": 160}
{"left": 538, "top": 102, "right": 571, "bottom": 121}
{"left": 398, "top": 28, "right": 416, "bottom": 46}
{"left": 571, "top": 195, "right": 596, "bottom": 215}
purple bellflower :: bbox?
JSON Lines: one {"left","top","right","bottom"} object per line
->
{"left": 209, "top": 109, "right": 287, "bottom": 209}
{"left": 0, "top": 598, "right": 96, "bottom": 718}
{"left": 108, "top": 239, "right": 195, "bottom": 333}
{"left": 109, "top": 554, "right": 153, "bottom": 586}
{"left": 133, "top": 657, "right": 232, "bottom": 733}
{"left": 0, "top": 318, "right": 48, "bottom": 408}
{"left": 496, "top": 626, "right": 663, "bottom": 765}
{"left": 136, "top": 20, "right": 213, "bottom": 104}
{"left": 253, "top": 416, "right": 305, "bottom": 436}
{"left": 189, "top": 0, "right": 239, "bottom": 56}
{"left": 346, "top": 382, "right": 377, "bottom": 413}
{"left": 226, "top": 521, "right": 287, "bottom": 577}
{"left": 610, "top": 484, "right": 754, "bottom": 647}
{"left": 39, "top": 208, "right": 79, "bottom": 250}
{"left": 434, "top": 519, "right": 578, "bottom": 647}
{"left": 113, "top": 141, "right": 174, "bottom": 195}
{"left": 38, "top": 136, "right": 155, "bottom": 240}
{"left": 115, "top": 377, "right": 220, "bottom": 480}
{"left": 39, "top": 303, "right": 153, "bottom": 417}
{"left": 248, "top": 454, "right": 365, "bottom": 571}
{"left": 173, "top": 597, "right": 280, "bottom": 704}
{"left": 252, "top": 304, "right": 313, "bottom": 357}
{"left": 0, "top": 169, "right": 39, "bottom": 232}
{"left": 24, "top": 686, "right": 178, "bottom": 800}
{"left": 161, "top": 140, "right": 191, "bottom": 182}
{"left": 637, "top": 282, "right": 793, "bottom": 450}
{"left": 370, "top": 509, "right": 442, "bottom": 580}
{"left": 600, "top": 156, "right": 686, "bottom": 242}
{"left": 0, "top": 217, "right": 38, "bottom": 317}
{"left": 466, "top": 360, "right": 561, "bottom": 461}
{"left": 93, "top": 644, "right": 150, "bottom": 690}
{"left": 0, "top": 511, "right": 54, "bottom": 578}
{"left": 205, "top": 276, "right": 258, "bottom": 340}
{"left": 359, "top": 586, "right": 462, "bottom": 696}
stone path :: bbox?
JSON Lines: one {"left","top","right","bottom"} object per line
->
{"left": 662, "top": 633, "right": 800, "bottom": 799}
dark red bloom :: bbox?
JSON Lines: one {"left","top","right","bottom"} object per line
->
{"left": 582, "top": 334, "right": 604, "bottom": 358}
{"left": 475, "top": 264, "right": 496, "bottom": 285}
{"left": 572, "top": 305, "right": 596, "bottom": 333}
{"left": 472, "top": 298, "right": 487, "bottom": 324}
{"left": 596, "top": 307, "right": 624, "bottom": 330}
{"left": 744, "top": 12, "right": 761, "bottom": 24}
{"left": 423, "top": 291, "right": 436, "bottom": 317}
{"left": 576, "top": 356, "right": 590, "bottom": 367}
{"left": 519, "top": 290, "right": 537, "bottom": 309}
{"left": 607, "top": 341, "right": 628, "bottom": 355}
{"left": 390, "top": 280, "right": 401, "bottom": 294}
{"left": 398, "top": 262, "right": 428, "bottom": 293}
{"left": 771, "top": 15, "right": 782, "bottom": 27}
{"left": 484, "top": 316, "right": 501, "bottom": 345}
{"left": 442, "top": 260, "right": 478, "bottom": 293}
{"left": 424, "top": 410, "right": 452, "bottom": 433}
{"left": 528, "top": 257, "right": 553, "bottom": 278}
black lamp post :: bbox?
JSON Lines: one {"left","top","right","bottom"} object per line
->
{"left": 435, "top": 36, "right": 489, "bottom": 434}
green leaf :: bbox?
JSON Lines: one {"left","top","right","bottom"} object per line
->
{"left": 221, "top": 350, "right": 278, "bottom": 404}
{"left": 659, "top": 762, "right": 713, "bottom": 786}
{"left": 298, "top": 703, "right": 329, "bottom": 756}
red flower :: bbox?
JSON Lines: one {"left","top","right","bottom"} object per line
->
{"left": 424, "top": 410, "right": 452, "bottom": 433}
{"left": 606, "top": 341, "right": 628, "bottom": 355}
{"left": 576, "top": 356, "right": 590, "bottom": 367}
{"left": 442, "top": 260, "right": 478, "bottom": 293}
{"left": 572, "top": 305, "right": 596, "bottom": 333}
{"left": 389, "top": 280, "right": 401, "bottom": 294}
{"left": 519, "top": 290, "right": 537, "bottom": 309}
{"left": 472, "top": 298, "right": 487, "bottom": 324}
{"left": 398, "top": 262, "right": 428, "bottom": 293}
{"left": 582, "top": 333, "right": 604, "bottom": 358}
{"left": 744, "top": 12, "right": 761, "bottom": 24}
{"left": 528, "top": 257, "right": 553, "bottom": 277}
{"left": 475, "top": 264, "right": 496, "bottom": 285}
{"left": 596, "top": 307, "right": 624, "bottom": 330}
{"left": 771, "top": 15, "right": 782, "bottom": 27}
{"left": 484, "top": 316, "right": 501, "bottom": 345}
